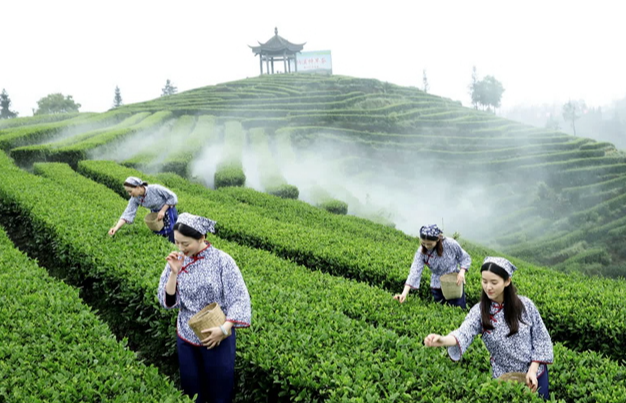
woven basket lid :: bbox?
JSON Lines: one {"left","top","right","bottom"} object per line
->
{"left": 144, "top": 212, "right": 164, "bottom": 232}
{"left": 440, "top": 273, "right": 463, "bottom": 299}
{"left": 497, "top": 372, "right": 527, "bottom": 383}
{"left": 188, "top": 302, "right": 226, "bottom": 340}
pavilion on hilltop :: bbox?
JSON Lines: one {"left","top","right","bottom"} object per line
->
{"left": 249, "top": 28, "right": 305, "bottom": 75}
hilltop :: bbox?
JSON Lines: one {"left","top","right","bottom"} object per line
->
{"left": 1, "top": 74, "right": 625, "bottom": 277}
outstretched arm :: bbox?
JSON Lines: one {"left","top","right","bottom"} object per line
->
{"left": 424, "top": 334, "right": 457, "bottom": 347}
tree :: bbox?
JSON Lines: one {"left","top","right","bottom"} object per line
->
{"left": 469, "top": 70, "right": 505, "bottom": 113}
{"left": 469, "top": 66, "right": 479, "bottom": 109}
{"left": 34, "top": 93, "right": 81, "bottom": 115}
{"left": 161, "top": 79, "right": 177, "bottom": 97}
{"left": 113, "top": 86, "right": 123, "bottom": 108}
{"left": 562, "top": 100, "right": 586, "bottom": 135}
{"left": 0, "top": 89, "right": 18, "bottom": 119}
{"left": 480, "top": 75, "right": 505, "bottom": 112}
{"left": 422, "top": 70, "right": 429, "bottom": 93}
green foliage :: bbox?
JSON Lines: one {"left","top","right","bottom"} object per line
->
{"left": 0, "top": 226, "right": 191, "bottom": 402}
{"left": 318, "top": 199, "right": 348, "bottom": 215}
{"left": 34, "top": 93, "right": 81, "bottom": 115}
{"left": 469, "top": 68, "right": 505, "bottom": 112}
{"left": 562, "top": 100, "right": 586, "bottom": 135}
{"left": 75, "top": 160, "right": 626, "bottom": 366}
{"left": 214, "top": 162, "right": 246, "bottom": 188}
{"left": 266, "top": 183, "right": 299, "bottom": 199}
{"left": 0, "top": 88, "right": 18, "bottom": 119}
{"left": 113, "top": 85, "right": 123, "bottom": 108}
{"left": 161, "top": 79, "right": 178, "bottom": 96}
{"left": 2, "top": 155, "right": 625, "bottom": 401}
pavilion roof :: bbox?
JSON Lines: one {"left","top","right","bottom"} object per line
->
{"left": 250, "top": 27, "right": 305, "bottom": 55}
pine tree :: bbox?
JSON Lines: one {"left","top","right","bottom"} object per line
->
{"left": 0, "top": 89, "right": 18, "bottom": 119}
{"left": 422, "top": 70, "right": 429, "bottom": 94}
{"left": 113, "top": 86, "right": 123, "bottom": 108}
{"left": 161, "top": 79, "right": 178, "bottom": 97}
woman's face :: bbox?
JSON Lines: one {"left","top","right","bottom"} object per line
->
{"left": 174, "top": 231, "right": 206, "bottom": 256}
{"left": 420, "top": 237, "right": 438, "bottom": 250}
{"left": 124, "top": 185, "right": 144, "bottom": 198}
{"left": 481, "top": 270, "right": 511, "bottom": 302}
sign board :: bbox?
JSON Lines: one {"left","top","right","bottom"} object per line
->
{"left": 296, "top": 50, "right": 332, "bottom": 74}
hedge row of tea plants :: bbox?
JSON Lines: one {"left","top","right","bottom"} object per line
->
{"left": 0, "top": 111, "right": 114, "bottom": 151}
{"left": 0, "top": 156, "right": 552, "bottom": 402}
{"left": 0, "top": 112, "right": 80, "bottom": 130}
{"left": 0, "top": 226, "right": 191, "bottom": 403}
{"left": 122, "top": 115, "right": 197, "bottom": 170}
{"left": 9, "top": 112, "right": 152, "bottom": 168}
{"left": 5, "top": 158, "right": 626, "bottom": 401}
{"left": 248, "top": 127, "right": 299, "bottom": 199}
{"left": 74, "top": 160, "right": 626, "bottom": 363}
{"left": 214, "top": 121, "right": 246, "bottom": 188}
{"left": 159, "top": 115, "right": 220, "bottom": 177}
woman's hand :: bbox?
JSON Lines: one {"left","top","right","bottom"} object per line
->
{"left": 424, "top": 334, "right": 445, "bottom": 347}
{"left": 108, "top": 227, "right": 117, "bottom": 236}
{"left": 526, "top": 371, "right": 538, "bottom": 392}
{"left": 200, "top": 326, "right": 228, "bottom": 349}
{"left": 165, "top": 252, "right": 184, "bottom": 275}
{"left": 157, "top": 211, "right": 165, "bottom": 221}
{"left": 393, "top": 293, "right": 407, "bottom": 303}
{"left": 456, "top": 269, "right": 466, "bottom": 286}
{"left": 526, "top": 362, "right": 540, "bottom": 392}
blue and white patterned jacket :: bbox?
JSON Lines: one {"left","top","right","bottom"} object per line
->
{"left": 448, "top": 296, "right": 553, "bottom": 378}
{"left": 158, "top": 243, "right": 252, "bottom": 346}
{"left": 121, "top": 184, "right": 178, "bottom": 223}
{"left": 406, "top": 237, "right": 471, "bottom": 289}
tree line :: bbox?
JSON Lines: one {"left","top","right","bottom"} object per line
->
{"left": 0, "top": 79, "right": 179, "bottom": 119}
{"left": 421, "top": 66, "right": 505, "bottom": 113}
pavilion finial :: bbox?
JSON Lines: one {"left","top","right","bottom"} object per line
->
{"left": 274, "top": 27, "right": 278, "bottom": 35}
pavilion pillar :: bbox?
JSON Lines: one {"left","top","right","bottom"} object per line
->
{"left": 259, "top": 55, "right": 263, "bottom": 75}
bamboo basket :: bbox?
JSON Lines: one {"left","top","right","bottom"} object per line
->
{"left": 497, "top": 372, "right": 527, "bottom": 384}
{"left": 188, "top": 302, "right": 226, "bottom": 340}
{"left": 144, "top": 212, "right": 164, "bottom": 232}
{"left": 440, "top": 273, "right": 463, "bottom": 299}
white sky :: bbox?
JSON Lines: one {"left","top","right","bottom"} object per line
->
{"left": 3, "top": 0, "right": 625, "bottom": 117}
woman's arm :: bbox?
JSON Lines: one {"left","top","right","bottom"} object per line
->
{"left": 157, "top": 204, "right": 169, "bottom": 221}
{"left": 108, "top": 219, "right": 126, "bottom": 236}
{"left": 424, "top": 334, "right": 457, "bottom": 347}
{"left": 395, "top": 248, "right": 424, "bottom": 303}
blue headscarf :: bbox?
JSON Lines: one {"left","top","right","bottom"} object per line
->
{"left": 420, "top": 224, "right": 442, "bottom": 238}
{"left": 482, "top": 256, "right": 518, "bottom": 278}
{"left": 176, "top": 212, "right": 217, "bottom": 235}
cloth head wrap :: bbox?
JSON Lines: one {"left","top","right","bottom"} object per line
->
{"left": 482, "top": 256, "right": 518, "bottom": 278}
{"left": 176, "top": 212, "right": 217, "bottom": 235}
{"left": 124, "top": 176, "right": 145, "bottom": 187}
{"left": 419, "top": 224, "right": 442, "bottom": 239}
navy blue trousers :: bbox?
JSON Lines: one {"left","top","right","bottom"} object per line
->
{"left": 431, "top": 287, "right": 467, "bottom": 309}
{"left": 177, "top": 330, "right": 236, "bottom": 403}
{"left": 537, "top": 367, "right": 549, "bottom": 400}
{"left": 153, "top": 207, "right": 178, "bottom": 244}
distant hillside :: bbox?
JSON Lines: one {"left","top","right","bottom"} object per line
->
{"left": 2, "top": 74, "right": 625, "bottom": 277}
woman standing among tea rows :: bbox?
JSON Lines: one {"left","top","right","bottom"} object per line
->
{"left": 108, "top": 176, "right": 179, "bottom": 243}
{"left": 394, "top": 224, "right": 471, "bottom": 308}
{"left": 424, "top": 257, "right": 554, "bottom": 400}
{"left": 158, "top": 213, "right": 251, "bottom": 403}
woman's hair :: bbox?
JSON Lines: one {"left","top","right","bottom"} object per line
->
{"left": 123, "top": 181, "right": 148, "bottom": 188}
{"left": 480, "top": 262, "right": 526, "bottom": 336}
{"left": 173, "top": 222, "right": 204, "bottom": 240}
{"left": 420, "top": 234, "right": 444, "bottom": 256}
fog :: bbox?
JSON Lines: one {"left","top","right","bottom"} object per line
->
{"left": 48, "top": 113, "right": 569, "bottom": 249}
